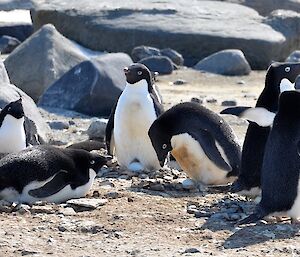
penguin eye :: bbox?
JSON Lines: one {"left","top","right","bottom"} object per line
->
{"left": 137, "top": 71, "right": 142, "bottom": 75}
{"left": 162, "top": 144, "right": 167, "bottom": 150}
{"left": 285, "top": 67, "right": 291, "bottom": 72}
{"left": 90, "top": 160, "right": 95, "bottom": 165}
{"left": 7, "top": 107, "right": 11, "bottom": 111}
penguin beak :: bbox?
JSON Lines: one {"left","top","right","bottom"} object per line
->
{"left": 124, "top": 67, "right": 129, "bottom": 75}
{"left": 159, "top": 158, "right": 166, "bottom": 167}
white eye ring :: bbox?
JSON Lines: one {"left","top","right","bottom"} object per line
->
{"left": 7, "top": 107, "right": 11, "bottom": 111}
{"left": 137, "top": 71, "right": 142, "bottom": 75}
{"left": 162, "top": 144, "right": 167, "bottom": 150}
{"left": 90, "top": 160, "right": 95, "bottom": 165}
{"left": 285, "top": 67, "right": 291, "bottom": 72}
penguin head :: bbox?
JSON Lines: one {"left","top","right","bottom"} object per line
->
{"left": 88, "top": 153, "right": 112, "bottom": 172}
{"left": 124, "top": 63, "right": 151, "bottom": 85}
{"left": 148, "top": 121, "right": 172, "bottom": 167}
{"left": 1, "top": 98, "right": 24, "bottom": 120}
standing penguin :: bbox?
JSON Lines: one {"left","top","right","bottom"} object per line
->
{"left": 0, "top": 145, "right": 110, "bottom": 203}
{"left": 148, "top": 102, "right": 241, "bottom": 185}
{"left": 105, "top": 63, "right": 163, "bottom": 171}
{"left": 239, "top": 90, "right": 300, "bottom": 224}
{"left": 0, "top": 97, "right": 26, "bottom": 153}
{"left": 221, "top": 62, "right": 300, "bottom": 196}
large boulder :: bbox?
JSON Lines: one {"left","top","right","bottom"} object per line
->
{"left": 194, "top": 49, "right": 251, "bottom": 76}
{"left": 286, "top": 50, "right": 300, "bottom": 63}
{"left": 0, "top": 61, "right": 10, "bottom": 84}
{"left": 4, "top": 24, "right": 91, "bottom": 102}
{"left": 139, "top": 56, "right": 174, "bottom": 75}
{"left": 30, "top": 0, "right": 300, "bottom": 69}
{"left": 0, "top": 83, "right": 52, "bottom": 143}
{"left": 38, "top": 53, "right": 133, "bottom": 116}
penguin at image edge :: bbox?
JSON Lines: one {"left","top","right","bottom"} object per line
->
{"left": 238, "top": 90, "right": 300, "bottom": 225}
{"left": 221, "top": 62, "right": 300, "bottom": 196}
{"left": 0, "top": 145, "right": 111, "bottom": 204}
{"left": 105, "top": 63, "right": 164, "bottom": 171}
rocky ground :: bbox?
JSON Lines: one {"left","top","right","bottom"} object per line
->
{"left": 1, "top": 69, "right": 300, "bottom": 257}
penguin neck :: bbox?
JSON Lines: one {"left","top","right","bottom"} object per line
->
{"left": 1, "top": 115, "right": 24, "bottom": 130}
{"left": 125, "top": 79, "right": 150, "bottom": 95}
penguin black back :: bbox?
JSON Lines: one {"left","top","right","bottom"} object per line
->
{"left": 230, "top": 62, "right": 300, "bottom": 193}
{"left": 149, "top": 102, "right": 241, "bottom": 179}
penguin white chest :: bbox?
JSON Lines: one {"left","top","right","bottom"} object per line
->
{"left": 0, "top": 115, "right": 26, "bottom": 153}
{"left": 114, "top": 81, "right": 159, "bottom": 170}
{"left": 286, "top": 178, "right": 300, "bottom": 218}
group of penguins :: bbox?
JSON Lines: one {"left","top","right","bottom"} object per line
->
{"left": 0, "top": 62, "right": 300, "bottom": 225}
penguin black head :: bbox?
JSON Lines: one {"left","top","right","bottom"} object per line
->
{"left": 88, "top": 153, "right": 112, "bottom": 172}
{"left": 1, "top": 98, "right": 24, "bottom": 120}
{"left": 124, "top": 63, "right": 152, "bottom": 85}
{"left": 278, "top": 90, "right": 300, "bottom": 118}
{"left": 148, "top": 121, "right": 172, "bottom": 167}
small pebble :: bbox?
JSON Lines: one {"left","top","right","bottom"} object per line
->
{"left": 205, "top": 97, "right": 217, "bottom": 103}
{"left": 48, "top": 121, "right": 69, "bottom": 130}
{"left": 221, "top": 100, "right": 237, "bottom": 106}
{"left": 190, "top": 97, "right": 203, "bottom": 104}
{"left": 184, "top": 248, "right": 200, "bottom": 254}
{"left": 237, "top": 80, "right": 245, "bottom": 85}
{"left": 172, "top": 79, "right": 187, "bottom": 85}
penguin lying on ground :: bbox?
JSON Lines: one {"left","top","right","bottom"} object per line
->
{"left": 105, "top": 63, "right": 163, "bottom": 171}
{"left": 0, "top": 145, "right": 110, "bottom": 203}
{"left": 148, "top": 102, "right": 241, "bottom": 185}
{"left": 239, "top": 90, "right": 300, "bottom": 224}
{"left": 221, "top": 62, "right": 300, "bottom": 196}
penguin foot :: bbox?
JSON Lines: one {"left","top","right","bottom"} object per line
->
{"left": 291, "top": 218, "right": 300, "bottom": 224}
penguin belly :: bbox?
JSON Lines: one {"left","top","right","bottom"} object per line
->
{"left": 286, "top": 179, "right": 300, "bottom": 219}
{"left": 0, "top": 116, "right": 26, "bottom": 153}
{"left": 171, "top": 133, "right": 234, "bottom": 185}
{"left": 114, "top": 93, "right": 160, "bottom": 171}
{"left": 3, "top": 169, "right": 97, "bottom": 204}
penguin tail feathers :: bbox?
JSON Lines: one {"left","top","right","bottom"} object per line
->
{"left": 237, "top": 207, "right": 267, "bottom": 225}
{"left": 66, "top": 140, "right": 105, "bottom": 152}
{"left": 220, "top": 106, "right": 251, "bottom": 117}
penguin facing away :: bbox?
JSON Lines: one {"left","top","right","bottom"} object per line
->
{"left": 0, "top": 145, "right": 110, "bottom": 203}
{"left": 105, "top": 63, "right": 163, "bottom": 171}
{"left": 148, "top": 102, "right": 241, "bottom": 185}
{"left": 221, "top": 62, "right": 300, "bottom": 196}
{"left": 239, "top": 90, "right": 300, "bottom": 224}
{"left": 0, "top": 97, "right": 26, "bottom": 153}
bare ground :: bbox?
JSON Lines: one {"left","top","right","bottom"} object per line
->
{"left": 1, "top": 69, "right": 300, "bottom": 257}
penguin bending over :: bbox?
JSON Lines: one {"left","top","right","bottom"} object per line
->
{"left": 148, "top": 102, "right": 241, "bottom": 185}
{"left": 105, "top": 63, "right": 163, "bottom": 171}
{"left": 221, "top": 62, "right": 300, "bottom": 196}
{"left": 239, "top": 90, "right": 300, "bottom": 224}
{"left": 0, "top": 145, "right": 110, "bottom": 203}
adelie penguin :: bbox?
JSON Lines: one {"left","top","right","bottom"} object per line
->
{"left": 106, "top": 63, "right": 163, "bottom": 171}
{"left": 148, "top": 102, "right": 241, "bottom": 185}
{"left": 221, "top": 62, "right": 300, "bottom": 196}
{"left": 239, "top": 90, "right": 300, "bottom": 225}
{"left": 0, "top": 97, "right": 26, "bottom": 153}
{"left": 0, "top": 145, "right": 110, "bottom": 203}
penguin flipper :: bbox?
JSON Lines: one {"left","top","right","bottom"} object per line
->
{"left": 221, "top": 107, "right": 275, "bottom": 127}
{"left": 28, "top": 170, "right": 69, "bottom": 198}
{"left": 190, "top": 131, "right": 232, "bottom": 172}
{"left": 105, "top": 102, "right": 117, "bottom": 155}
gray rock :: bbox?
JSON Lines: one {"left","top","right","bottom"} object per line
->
{"left": 131, "top": 45, "right": 160, "bottom": 62}
{"left": 160, "top": 48, "right": 184, "bottom": 66}
{"left": 221, "top": 100, "right": 237, "bottom": 106}
{"left": 194, "top": 49, "right": 251, "bottom": 76}
{"left": 286, "top": 50, "right": 300, "bottom": 63}
{"left": 38, "top": 53, "right": 132, "bottom": 116}
{"left": 139, "top": 56, "right": 174, "bottom": 75}
{"left": 66, "top": 198, "right": 108, "bottom": 209}
{"left": 181, "top": 178, "right": 196, "bottom": 190}
{"left": 0, "top": 83, "right": 51, "bottom": 143}
{"left": 48, "top": 121, "right": 69, "bottom": 130}
{"left": 184, "top": 248, "right": 201, "bottom": 254}
{"left": 0, "top": 23, "right": 33, "bottom": 42}
{"left": 0, "top": 61, "right": 10, "bottom": 84}
{"left": 4, "top": 24, "right": 88, "bottom": 102}
{"left": 86, "top": 118, "right": 108, "bottom": 140}
{"left": 173, "top": 79, "right": 187, "bottom": 86}
{"left": 0, "top": 35, "right": 21, "bottom": 54}
{"left": 31, "top": 0, "right": 292, "bottom": 69}
{"left": 0, "top": 199, "right": 11, "bottom": 213}
{"left": 190, "top": 97, "right": 203, "bottom": 104}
